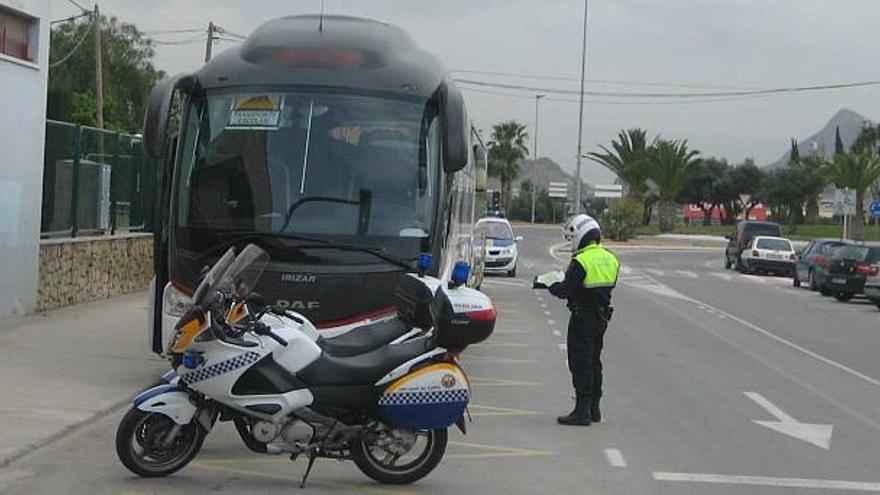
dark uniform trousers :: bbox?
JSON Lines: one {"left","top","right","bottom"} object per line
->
{"left": 567, "top": 309, "right": 607, "bottom": 399}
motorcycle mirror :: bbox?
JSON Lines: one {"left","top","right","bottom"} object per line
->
{"left": 247, "top": 293, "right": 269, "bottom": 310}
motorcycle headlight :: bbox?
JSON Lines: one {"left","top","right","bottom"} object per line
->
{"left": 163, "top": 283, "right": 193, "bottom": 317}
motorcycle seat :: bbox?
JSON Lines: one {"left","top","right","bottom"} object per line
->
{"left": 317, "top": 318, "right": 412, "bottom": 358}
{"left": 298, "top": 336, "right": 435, "bottom": 386}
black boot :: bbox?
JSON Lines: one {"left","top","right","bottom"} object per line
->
{"left": 590, "top": 397, "right": 601, "bottom": 423}
{"left": 557, "top": 396, "right": 591, "bottom": 426}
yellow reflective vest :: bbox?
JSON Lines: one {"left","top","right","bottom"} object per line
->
{"left": 573, "top": 244, "right": 619, "bottom": 289}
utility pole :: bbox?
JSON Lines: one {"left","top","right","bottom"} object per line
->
{"left": 93, "top": 4, "right": 103, "bottom": 130}
{"left": 205, "top": 21, "right": 216, "bottom": 63}
{"left": 574, "top": 0, "right": 589, "bottom": 214}
{"left": 531, "top": 94, "right": 545, "bottom": 223}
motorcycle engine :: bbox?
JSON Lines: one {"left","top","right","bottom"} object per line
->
{"left": 251, "top": 419, "right": 314, "bottom": 447}
{"left": 281, "top": 420, "right": 315, "bottom": 444}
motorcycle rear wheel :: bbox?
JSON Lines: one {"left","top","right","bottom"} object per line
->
{"left": 352, "top": 427, "right": 447, "bottom": 485}
{"left": 115, "top": 407, "right": 205, "bottom": 477}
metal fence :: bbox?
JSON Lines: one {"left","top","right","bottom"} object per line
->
{"left": 41, "top": 120, "right": 158, "bottom": 238}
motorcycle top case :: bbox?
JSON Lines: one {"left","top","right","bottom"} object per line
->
{"left": 432, "top": 286, "right": 496, "bottom": 352}
{"left": 378, "top": 363, "right": 469, "bottom": 430}
{"left": 393, "top": 274, "right": 439, "bottom": 329}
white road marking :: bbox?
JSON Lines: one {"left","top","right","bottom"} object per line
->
{"left": 709, "top": 272, "right": 733, "bottom": 281}
{"left": 483, "top": 279, "right": 528, "bottom": 288}
{"left": 738, "top": 274, "right": 766, "bottom": 284}
{"left": 645, "top": 268, "right": 666, "bottom": 277}
{"left": 537, "top": 296, "right": 544, "bottom": 302}
{"left": 744, "top": 391, "right": 833, "bottom": 449}
{"left": 544, "top": 311, "right": 551, "bottom": 316}
{"left": 653, "top": 472, "right": 880, "bottom": 491}
{"left": 620, "top": 265, "right": 633, "bottom": 275}
{"left": 540, "top": 304, "right": 547, "bottom": 309}
{"left": 552, "top": 330, "right": 561, "bottom": 336}
{"left": 558, "top": 343, "right": 567, "bottom": 350}
{"left": 604, "top": 449, "right": 627, "bottom": 468}
{"left": 547, "top": 319, "right": 556, "bottom": 325}
{"left": 676, "top": 270, "right": 698, "bottom": 278}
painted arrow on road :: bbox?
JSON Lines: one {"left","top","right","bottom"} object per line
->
{"left": 744, "top": 392, "right": 833, "bottom": 449}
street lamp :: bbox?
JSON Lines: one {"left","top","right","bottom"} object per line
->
{"left": 574, "top": 0, "right": 589, "bottom": 213}
{"left": 531, "top": 93, "right": 546, "bottom": 223}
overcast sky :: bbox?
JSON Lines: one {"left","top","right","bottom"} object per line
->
{"left": 53, "top": 0, "right": 880, "bottom": 184}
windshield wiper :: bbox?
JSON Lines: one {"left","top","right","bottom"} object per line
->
{"left": 289, "top": 244, "right": 415, "bottom": 270}
{"left": 195, "top": 232, "right": 329, "bottom": 264}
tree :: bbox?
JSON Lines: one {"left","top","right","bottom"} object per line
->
{"left": 824, "top": 150, "right": 880, "bottom": 240}
{"left": 677, "top": 157, "right": 732, "bottom": 226}
{"left": 488, "top": 121, "right": 529, "bottom": 216}
{"left": 794, "top": 154, "right": 828, "bottom": 223}
{"left": 835, "top": 126, "right": 845, "bottom": 156}
{"left": 645, "top": 139, "right": 700, "bottom": 232}
{"left": 586, "top": 128, "right": 654, "bottom": 224}
{"left": 48, "top": 15, "right": 164, "bottom": 131}
{"left": 721, "top": 160, "right": 764, "bottom": 223}
{"left": 760, "top": 166, "right": 807, "bottom": 230}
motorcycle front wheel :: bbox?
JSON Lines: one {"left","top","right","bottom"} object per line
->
{"left": 352, "top": 427, "right": 447, "bottom": 485}
{"left": 115, "top": 408, "right": 205, "bottom": 477}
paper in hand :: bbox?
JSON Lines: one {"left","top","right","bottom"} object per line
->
{"left": 533, "top": 270, "right": 565, "bottom": 289}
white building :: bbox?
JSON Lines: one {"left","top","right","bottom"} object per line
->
{"left": 0, "top": 0, "right": 50, "bottom": 316}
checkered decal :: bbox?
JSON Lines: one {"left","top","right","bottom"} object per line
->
{"left": 181, "top": 352, "right": 261, "bottom": 384}
{"left": 379, "top": 389, "right": 469, "bottom": 406}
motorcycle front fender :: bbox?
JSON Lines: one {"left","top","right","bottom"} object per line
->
{"left": 133, "top": 384, "right": 197, "bottom": 425}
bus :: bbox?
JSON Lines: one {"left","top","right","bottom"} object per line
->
{"left": 143, "top": 15, "right": 487, "bottom": 354}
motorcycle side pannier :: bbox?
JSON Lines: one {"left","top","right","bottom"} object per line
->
{"left": 432, "top": 286, "right": 496, "bottom": 351}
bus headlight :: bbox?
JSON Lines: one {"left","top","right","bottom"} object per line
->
{"left": 163, "top": 283, "right": 193, "bottom": 317}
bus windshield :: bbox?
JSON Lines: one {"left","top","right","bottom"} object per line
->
{"left": 174, "top": 90, "right": 440, "bottom": 248}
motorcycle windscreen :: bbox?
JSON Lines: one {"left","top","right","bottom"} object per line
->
{"left": 378, "top": 363, "right": 469, "bottom": 430}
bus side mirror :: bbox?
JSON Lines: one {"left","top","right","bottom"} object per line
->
{"left": 143, "top": 73, "right": 193, "bottom": 160}
{"left": 441, "top": 83, "right": 468, "bottom": 174}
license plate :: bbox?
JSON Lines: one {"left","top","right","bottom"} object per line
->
{"left": 768, "top": 254, "right": 782, "bottom": 260}
{"left": 832, "top": 277, "right": 846, "bottom": 285}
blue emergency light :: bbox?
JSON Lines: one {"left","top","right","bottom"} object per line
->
{"left": 417, "top": 253, "right": 433, "bottom": 276}
{"left": 451, "top": 261, "right": 471, "bottom": 287}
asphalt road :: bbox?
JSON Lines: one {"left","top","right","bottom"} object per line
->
{"left": 4, "top": 226, "right": 880, "bottom": 494}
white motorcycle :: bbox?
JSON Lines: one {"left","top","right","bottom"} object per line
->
{"left": 115, "top": 244, "right": 495, "bottom": 486}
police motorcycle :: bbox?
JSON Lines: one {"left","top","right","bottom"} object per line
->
{"left": 116, "top": 244, "right": 495, "bottom": 486}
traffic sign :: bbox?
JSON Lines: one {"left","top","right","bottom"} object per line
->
{"left": 870, "top": 199, "right": 880, "bottom": 217}
{"left": 593, "top": 184, "right": 623, "bottom": 199}
{"left": 548, "top": 181, "right": 568, "bottom": 199}
{"left": 834, "top": 189, "right": 856, "bottom": 216}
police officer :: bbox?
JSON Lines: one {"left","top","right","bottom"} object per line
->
{"left": 549, "top": 214, "right": 619, "bottom": 426}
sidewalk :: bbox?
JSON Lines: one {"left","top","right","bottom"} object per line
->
{"left": 0, "top": 291, "right": 166, "bottom": 466}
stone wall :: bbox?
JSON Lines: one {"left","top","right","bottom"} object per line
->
{"left": 38, "top": 234, "right": 153, "bottom": 311}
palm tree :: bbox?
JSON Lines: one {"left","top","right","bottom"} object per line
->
{"left": 645, "top": 139, "right": 700, "bottom": 232}
{"left": 824, "top": 150, "right": 880, "bottom": 240}
{"left": 586, "top": 128, "right": 653, "bottom": 223}
{"left": 488, "top": 121, "right": 529, "bottom": 215}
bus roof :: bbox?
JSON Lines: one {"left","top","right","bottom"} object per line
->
{"left": 195, "top": 15, "right": 450, "bottom": 100}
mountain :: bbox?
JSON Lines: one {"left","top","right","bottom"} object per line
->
{"left": 765, "top": 109, "right": 870, "bottom": 169}
{"left": 487, "top": 157, "right": 591, "bottom": 197}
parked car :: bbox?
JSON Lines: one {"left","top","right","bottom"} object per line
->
{"left": 740, "top": 236, "right": 796, "bottom": 275}
{"left": 792, "top": 238, "right": 848, "bottom": 289}
{"left": 725, "top": 221, "right": 783, "bottom": 271}
{"left": 862, "top": 269, "right": 880, "bottom": 309}
{"left": 476, "top": 217, "right": 522, "bottom": 277}
{"left": 815, "top": 243, "right": 880, "bottom": 301}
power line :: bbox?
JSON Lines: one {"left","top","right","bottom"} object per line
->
{"left": 454, "top": 77, "right": 880, "bottom": 99}
{"left": 65, "top": 0, "right": 90, "bottom": 13}
{"left": 51, "top": 11, "right": 92, "bottom": 25}
{"left": 142, "top": 28, "right": 204, "bottom": 35}
{"left": 49, "top": 19, "right": 94, "bottom": 68}
{"left": 217, "top": 28, "right": 247, "bottom": 40}
{"left": 215, "top": 36, "right": 243, "bottom": 43}
{"left": 150, "top": 33, "right": 206, "bottom": 45}
{"left": 459, "top": 85, "right": 776, "bottom": 106}
{"left": 450, "top": 68, "right": 769, "bottom": 90}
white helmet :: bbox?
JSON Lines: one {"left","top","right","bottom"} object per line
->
{"left": 563, "top": 214, "right": 601, "bottom": 251}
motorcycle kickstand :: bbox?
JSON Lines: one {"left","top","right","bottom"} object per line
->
{"left": 300, "top": 451, "right": 317, "bottom": 488}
